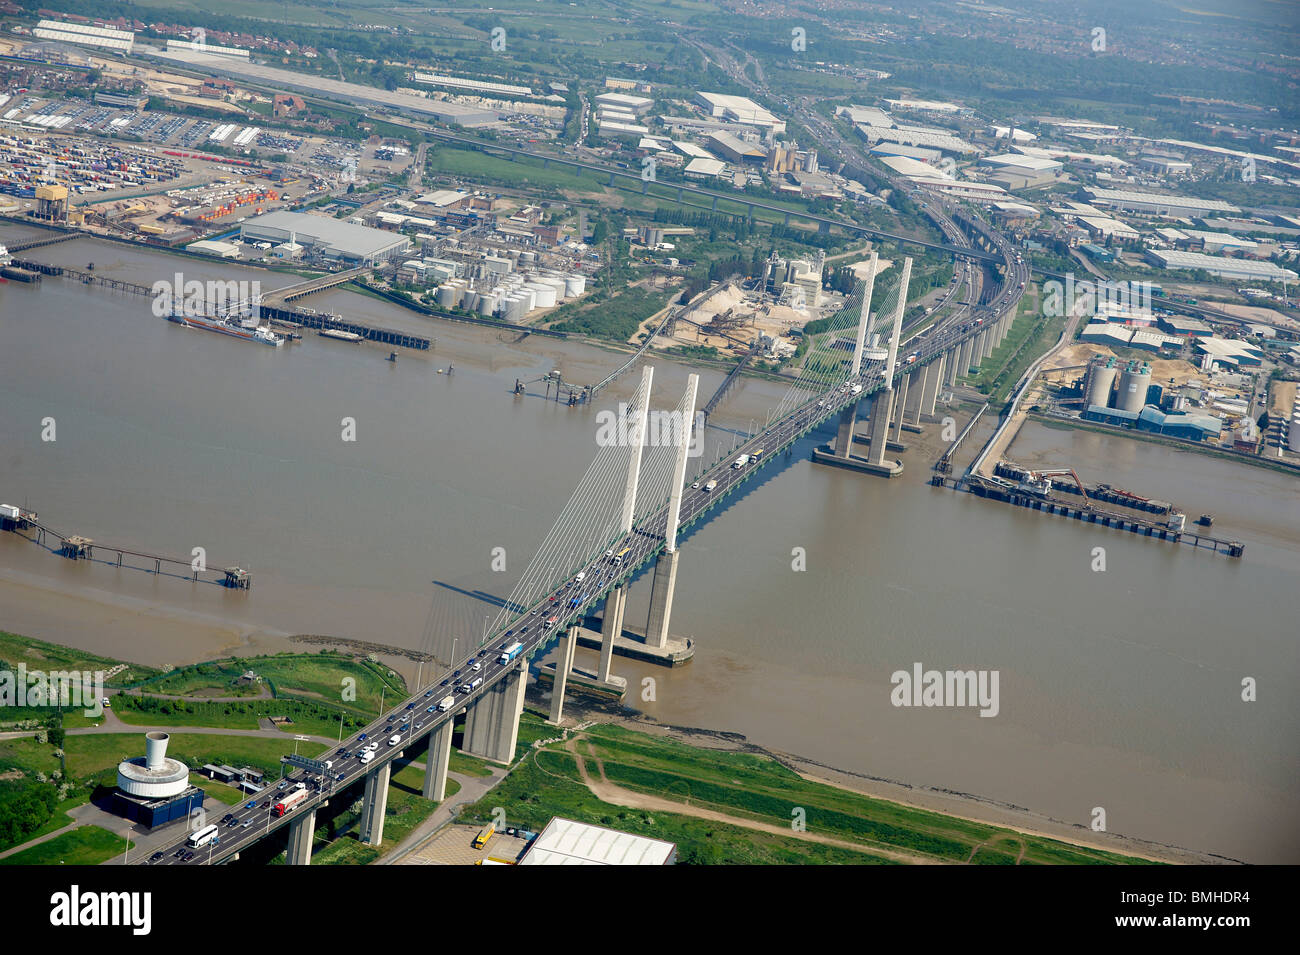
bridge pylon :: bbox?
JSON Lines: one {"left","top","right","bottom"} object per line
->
{"left": 645, "top": 374, "right": 699, "bottom": 649}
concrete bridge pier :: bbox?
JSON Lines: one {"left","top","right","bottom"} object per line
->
{"left": 944, "top": 346, "right": 960, "bottom": 387}
{"left": 463, "top": 657, "right": 527, "bottom": 764}
{"left": 834, "top": 400, "right": 859, "bottom": 457}
{"left": 711, "top": 195, "right": 718, "bottom": 211}
{"left": 422, "top": 719, "right": 454, "bottom": 801}
{"left": 891, "top": 370, "right": 911, "bottom": 443}
{"left": 608, "top": 172, "right": 616, "bottom": 186}
{"left": 919, "top": 354, "right": 944, "bottom": 419}
{"left": 360, "top": 762, "right": 391, "bottom": 846}
{"left": 644, "top": 549, "right": 680, "bottom": 650}
{"left": 958, "top": 338, "right": 974, "bottom": 377}
{"left": 865, "top": 387, "right": 901, "bottom": 475}
{"left": 286, "top": 807, "right": 316, "bottom": 865}
{"left": 599, "top": 584, "right": 626, "bottom": 681}
{"left": 548, "top": 627, "right": 578, "bottom": 724}
{"left": 980, "top": 326, "right": 995, "bottom": 361}
{"left": 677, "top": 187, "right": 683, "bottom": 201}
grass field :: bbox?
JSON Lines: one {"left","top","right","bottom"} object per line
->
{"left": 461, "top": 720, "right": 1149, "bottom": 865}
{"left": 0, "top": 825, "right": 130, "bottom": 866}
{"left": 61, "top": 734, "right": 325, "bottom": 785}
{"left": 964, "top": 289, "right": 1065, "bottom": 409}
{"left": 0, "top": 630, "right": 159, "bottom": 686}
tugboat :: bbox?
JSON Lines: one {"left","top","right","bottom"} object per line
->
{"left": 1196, "top": 514, "right": 1213, "bottom": 527}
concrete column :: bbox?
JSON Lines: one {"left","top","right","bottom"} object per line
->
{"left": 882, "top": 258, "right": 912, "bottom": 383}
{"left": 286, "top": 807, "right": 316, "bottom": 865}
{"left": 891, "top": 370, "right": 910, "bottom": 443}
{"left": 619, "top": 367, "right": 654, "bottom": 533}
{"left": 547, "top": 627, "right": 578, "bottom": 724}
{"left": 909, "top": 364, "right": 931, "bottom": 426}
{"left": 921, "top": 354, "right": 944, "bottom": 418}
{"left": 360, "top": 762, "right": 390, "bottom": 846}
{"left": 944, "top": 346, "right": 960, "bottom": 387}
{"left": 422, "top": 719, "right": 453, "bottom": 801}
{"left": 644, "top": 548, "right": 680, "bottom": 649}
{"left": 866, "top": 388, "right": 894, "bottom": 466}
{"left": 958, "top": 338, "right": 974, "bottom": 377}
{"left": 598, "top": 584, "right": 625, "bottom": 682}
{"left": 662, "top": 374, "right": 700, "bottom": 552}
{"left": 981, "top": 326, "right": 996, "bottom": 360}
{"left": 463, "top": 658, "right": 527, "bottom": 764}
{"left": 834, "top": 401, "right": 859, "bottom": 458}
{"left": 849, "top": 253, "right": 878, "bottom": 377}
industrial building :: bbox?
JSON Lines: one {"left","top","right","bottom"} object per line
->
{"left": 114, "top": 732, "right": 206, "bottom": 829}
{"left": 412, "top": 72, "right": 533, "bottom": 97}
{"left": 707, "top": 130, "right": 765, "bottom": 164}
{"left": 93, "top": 91, "right": 148, "bottom": 109}
{"left": 1082, "top": 404, "right": 1222, "bottom": 442}
{"left": 154, "top": 48, "right": 498, "bottom": 126}
{"left": 1193, "top": 337, "right": 1264, "bottom": 368}
{"left": 240, "top": 211, "right": 410, "bottom": 265}
{"left": 594, "top": 92, "right": 653, "bottom": 114}
{"left": 517, "top": 817, "right": 677, "bottom": 865}
{"left": 694, "top": 92, "right": 786, "bottom": 133}
{"left": 1143, "top": 250, "right": 1296, "bottom": 283}
{"left": 1083, "top": 187, "right": 1239, "bottom": 218}
{"left": 165, "top": 38, "right": 250, "bottom": 59}
{"left": 33, "top": 20, "right": 134, "bottom": 53}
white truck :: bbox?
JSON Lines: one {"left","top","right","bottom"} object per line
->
{"left": 704, "top": 480, "right": 717, "bottom": 492}
{"left": 437, "top": 695, "right": 456, "bottom": 712}
{"left": 732, "top": 454, "right": 751, "bottom": 469}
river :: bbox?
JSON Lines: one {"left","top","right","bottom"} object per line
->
{"left": 1, "top": 230, "right": 1296, "bottom": 862}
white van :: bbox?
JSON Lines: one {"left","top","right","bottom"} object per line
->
{"left": 360, "top": 750, "right": 375, "bottom": 764}
{"left": 387, "top": 734, "right": 401, "bottom": 747}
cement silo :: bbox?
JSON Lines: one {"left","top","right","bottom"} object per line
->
{"left": 1085, "top": 356, "right": 1118, "bottom": 408}
{"left": 1116, "top": 360, "right": 1152, "bottom": 413}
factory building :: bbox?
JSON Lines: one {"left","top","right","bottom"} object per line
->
{"left": 1082, "top": 405, "right": 1222, "bottom": 442}
{"left": 1144, "top": 250, "right": 1296, "bottom": 282}
{"left": 114, "top": 733, "right": 206, "bottom": 829}
{"left": 694, "top": 92, "right": 786, "bottom": 133}
{"left": 240, "top": 211, "right": 410, "bottom": 266}
{"left": 707, "top": 130, "right": 765, "bottom": 164}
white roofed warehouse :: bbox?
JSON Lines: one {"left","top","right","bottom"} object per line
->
{"left": 240, "top": 211, "right": 411, "bottom": 266}
{"left": 518, "top": 817, "right": 677, "bottom": 865}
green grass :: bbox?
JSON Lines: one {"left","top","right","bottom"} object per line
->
{"left": 461, "top": 722, "right": 1150, "bottom": 865}
{"left": 61, "top": 734, "right": 325, "bottom": 785}
{"left": 964, "top": 289, "right": 1065, "bottom": 409}
{"left": 0, "top": 630, "right": 159, "bottom": 686}
{"left": 0, "top": 737, "right": 62, "bottom": 778}
{"left": 0, "top": 825, "right": 130, "bottom": 866}
{"left": 191, "top": 779, "right": 244, "bottom": 806}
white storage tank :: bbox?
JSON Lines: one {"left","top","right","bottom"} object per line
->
{"left": 462, "top": 290, "right": 480, "bottom": 312}
{"left": 1086, "top": 356, "right": 1118, "bottom": 408}
{"left": 434, "top": 284, "right": 458, "bottom": 308}
{"left": 503, "top": 294, "right": 529, "bottom": 322}
{"left": 478, "top": 292, "right": 500, "bottom": 316}
{"left": 563, "top": 274, "right": 586, "bottom": 297}
{"left": 525, "top": 282, "right": 557, "bottom": 308}
{"left": 1290, "top": 412, "right": 1300, "bottom": 453}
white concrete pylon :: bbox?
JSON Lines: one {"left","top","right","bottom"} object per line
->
{"left": 850, "top": 252, "right": 878, "bottom": 377}
{"left": 619, "top": 366, "right": 654, "bottom": 533}
{"left": 663, "top": 374, "right": 700, "bottom": 552}
{"left": 883, "top": 257, "right": 913, "bottom": 383}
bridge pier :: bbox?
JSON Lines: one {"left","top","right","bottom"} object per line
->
{"left": 644, "top": 550, "right": 680, "bottom": 650}
{"left": 944, "top": 346, "right": 960, "bottom": 387}
{"left": 599, "top": 584, "right": 626, "bottom": 682}
{"left": 919, "top": 355, "right": 944, "bottom": 419}
{"left": 711, "top": 195, "right": 718, "bottom": 212}
{"left": 609, "top": 172, "right": 616, "bottom": 186}
{"left": 422, "top": 719, "right": 454, "bottom": 801}
{"left": 958, "top": 338, "right": 974, "bottom": 376}
{"left": 980, "top": 326, "right": 995, "bottom": 361}
{"left": 818, "top": 220, "right": 829, "bottom": 234}
{"left": 463, "top": 657, "right": 527, "bottom": 764}
{"left": 677, "top": 187, "right": 683, "bottom": 201}
{"left": 834, "top": 401, "right": 859, "bottom": 457}
{"left": 548, "top": 627, "right": 578, "bottom": 724}
{"left": 286, "top": 807, "right": 316, "bottom": 865}
{"left": 891, "top": 370, "right": 911, "bottom": 444}
{"left": 360, "top": 762, "right": 390, "bottom": 846}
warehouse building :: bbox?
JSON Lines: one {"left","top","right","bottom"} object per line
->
{"left": 240, "top": 211, "right": 410, "bottom": 266}
{"left": 518, "top": 817, "right": 676, "bottom": 865}
{"left": 1083, "top": 187, "right": 1239, "bottom": 218}
{"left": 1081, "top": 405, "right": 1222, "bottom": 441}
{"left": 1144, "top": 250, "right": 1296, "bottom": 283}
{"left": 707, "top": 130, "right": 765, "bottom": 164}
{"left": 695, "top": 92, "right": 786, "bottom": 133}
{"left": 33, "top": 20, "right": 134, "bottom": 53}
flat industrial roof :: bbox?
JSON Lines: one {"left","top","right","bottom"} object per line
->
{"left": 241, "top": 211, "right": 410, "bottom": 258}
{"left": 519, "top": 817, "right": 676, "bottom": 865}
{"left": 149, "top": 47, "right": 498, "bottom": 126}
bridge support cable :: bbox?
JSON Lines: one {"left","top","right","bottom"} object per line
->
{"left": 488, "top": 369, "right": 655, "bottom": 634}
